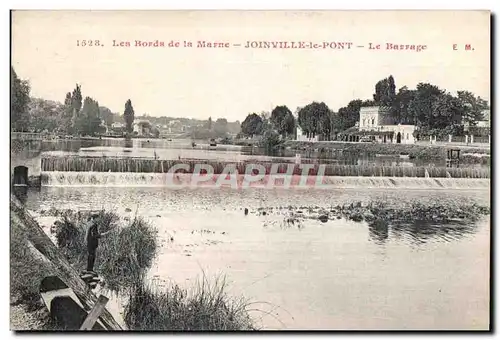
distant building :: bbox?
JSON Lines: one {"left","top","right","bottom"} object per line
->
{"left": 476, "top": 109, "right": 490, "bottom": 128}
{"left": 111, "top": 122, "right": 125, "bottom": 129}
{"left": 352, "top": 106, "right": 416, "bottom": 144}
{"left": 133, "top": 120, "right": 152, "bottom": 136}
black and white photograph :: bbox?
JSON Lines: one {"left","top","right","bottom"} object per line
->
{"left": 9, "top": 10, "right": 491, "bottom": 331}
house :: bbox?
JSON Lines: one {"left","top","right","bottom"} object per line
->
{"left": 357, "top": 106, "right": 416, "bottom": 144}
{"left": 133, "top": 120, "right": 152, "bottom": 136}
{"left": 109, "top": 122, "right": 126, "bottom": 135}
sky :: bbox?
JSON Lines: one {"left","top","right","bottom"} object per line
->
{"left": 12, "top": 10, "right": 490, "bottom": 122}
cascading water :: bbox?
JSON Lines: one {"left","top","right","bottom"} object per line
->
{"left": 39, "top": 155, "right": 490, "bottom": 189}
{"left": 39, "top": 171, "right": 491, "bottom": 189}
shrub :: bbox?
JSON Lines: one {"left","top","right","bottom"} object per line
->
{"left": 259, "top": 129, "right": 282, "bottom": 151}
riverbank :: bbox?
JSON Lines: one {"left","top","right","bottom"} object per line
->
{"left": 283, "top": 140, "right": 490, "bottom": 164}
{"left": 10, "top": 204, "right": 257, "bottom": 331}
{"left": 15, "top": 184, "right": 490, "bottom": 330}
{"left": 11, "top": 189, "right": 490, "bottom": 331}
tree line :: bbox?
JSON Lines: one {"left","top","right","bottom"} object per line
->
{"left": 11, "top": 67, "right": 242, "bottom": 138}
{"left": 11, "top": 67, "right": 135, "bottom": 136}
{"left": 12, "top": 67, "right": 488, "bottom": 140}
{"left": 239, "top": 75, "right": 489, "bottom": 140}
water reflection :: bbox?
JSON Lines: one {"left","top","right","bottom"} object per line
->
{"left": 124, "top": 139, "right": 133, "bottom": 149}
{"left": 12, "top": 186, "right": 28, "bottom": 205}
{"left": 368, "top": 220, "right": 389, "bottom": 245}
{"left": 385, "top": 220, "right": 479, "bottom": 246}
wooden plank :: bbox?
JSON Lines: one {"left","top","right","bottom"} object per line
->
{"left": 80, "top": 295, "right": 109, "bottom": 330}
{"left": 10, "top": 195, "right": 123, "bottom": 330}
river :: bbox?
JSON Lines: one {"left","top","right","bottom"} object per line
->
{"left": 22, "top": 186, "right": 490, "bottom": 330}
{"left": 12, "top": 138, "right": 491, "bottom": 330}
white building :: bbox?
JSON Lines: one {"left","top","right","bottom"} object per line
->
{"left": 358, "top": 106, "right": 416, "bottom": 144}
{"left": 111, "top": 122, "right": 125, "bottom": 129}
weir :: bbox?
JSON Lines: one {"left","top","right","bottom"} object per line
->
{"left": 41, "top": 156, "right": 490, "bottom": 179}
{"left": 39, "top": 172, "right": 491, "bottom": 190}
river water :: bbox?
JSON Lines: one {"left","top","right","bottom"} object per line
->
{"left": 23, "top": 187, "right": 490, "bottom": 330}
{"left": 12, "top": 138, "right": 491, "bottom": 330}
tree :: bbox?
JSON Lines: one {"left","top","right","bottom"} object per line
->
{"left": 457, "top": 91, "right": 489, "bottom": 126}
{"left": 270, "top": 105, "right": 293, "bottom": 136}
{"left": 227, "top": 121, "right": 241, "bottom": 134}
{"left": 77, "top": 97, "right": 101, "bottom": 136}
{"left": 430, "top": 93, "right": 464, "bottom": 129}
{"left": 206, "top": 117, "right": 212, "bottom": 130}
{"left": 11, "top": 67, "right": 31, "bottom": 131}
{"left": 99, "top": 106, "right": 115, "bottom": 127}
{"left": 124, "top": 99, "right": 135, "bottom": 133}
{"left": 297, "top": 102, "right": 331, "bottom": 138}
{"left": 336, "top": 99, "right": 363, "bottom": 132}
{"left": 281, "top": 111, "right": 296, "bottom": 137}
{"left": 407, "top": 83, "right": 444, "bottom": 128}
{"left": 28, "top": 98, "right": 65, "bottom": 133}
{"left": 213, "top": 118, "right": 228, "bottom": 137}
{"left": 60, "top": 92, "right": 74, "bottom": 134}
{"left": 71, "top": 84, "right": 82, "bottom": 113}
{"left": 241, "top": 113, "right": 263, "bottom": 136}
{"left": 151, "top": 125, "right": 160, "bottom": 138}
{"left": 70, "top": 84, "right": 83, "bottom": 134}
{"left": 373, "top": 75, "right": 396, "bottom": 107}
{"left": 390, "top": 86, "right": 417, "bottom": 124}
{"left": 259, "top": 111, "right": 272, "bottom": 132}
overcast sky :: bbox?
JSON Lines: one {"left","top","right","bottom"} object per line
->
{"left": 12, "top": 10, "right": 490, "bottom": 121}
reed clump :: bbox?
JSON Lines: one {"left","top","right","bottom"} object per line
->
{"left": 123, "top": 275, "right": 255, "bottom": 331}
{"left": 53, "top": 210, "right": 158, "bottom": 293}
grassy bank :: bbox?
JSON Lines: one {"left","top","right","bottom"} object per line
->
{"left": 283, "top": 140, "right": 490, "bottom": 162}
{"left": 11, "top": 214, "right": 56, "bottom": 310}
{"left": 124, "top": 276, "right": 255, "bottom": 331}
{"left": 11, "top": 206, "right": 256, "bottom": 331}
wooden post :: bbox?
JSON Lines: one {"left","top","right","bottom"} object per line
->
{"left": 80, "top": 295, "right": 109, "bottom": 330}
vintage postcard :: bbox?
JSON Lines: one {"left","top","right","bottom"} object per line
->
{"left": 10, "top": 10, "right": 490, "bottom": 331}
